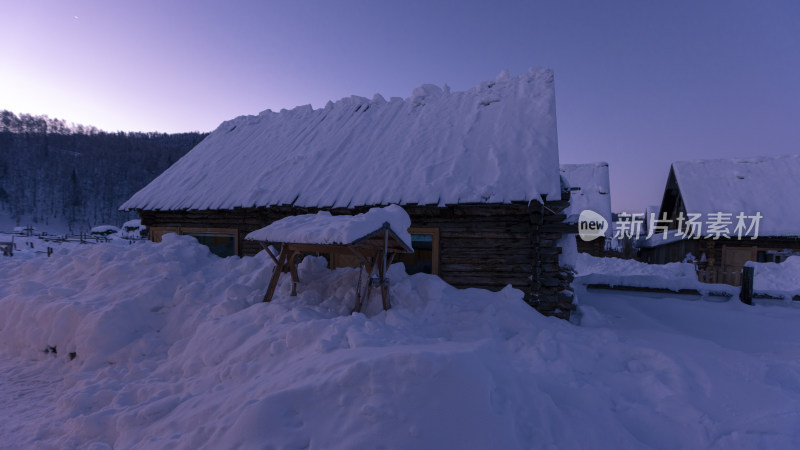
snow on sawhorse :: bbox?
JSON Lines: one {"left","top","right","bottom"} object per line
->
{"left": 246, "top": 205, "right": 413, "bottom": 313}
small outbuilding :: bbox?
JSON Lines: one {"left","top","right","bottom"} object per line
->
{"left": 559, "top": 162, "right": 612, "bottom": 257}
{"left": 121, "top": 68, "right": 577, "bottom": 318}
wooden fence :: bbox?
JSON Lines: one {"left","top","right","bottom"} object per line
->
{"left": 695, "top": 265, "right": 743, "bottom": 286}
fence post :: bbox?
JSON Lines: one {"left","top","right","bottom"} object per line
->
{"left": 739, "top": 266, "right": 754, "bottom": 305}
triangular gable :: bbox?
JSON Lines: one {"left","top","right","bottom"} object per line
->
{"left": 659, "top": 155, "right": 800, "bottom": 237}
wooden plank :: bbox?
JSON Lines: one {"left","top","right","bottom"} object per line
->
{"left": 542, "top": 213, "right": 567, "bottom": 223}
{"left": 439, "top": 231, "right": 530, "bottom": 239}
{"left": 418, "top": 222, "right": 532, "bottom": 232}
{"left": 439, "top": 255, "right": 533, "bottom": 265}
{"left": 438, "top": 238, "right": 532, "bottom": 249}
{"left": 440, "top": 263, "right": 533, "bottom": 273}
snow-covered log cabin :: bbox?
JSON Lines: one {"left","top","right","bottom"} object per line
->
{"left": 560, "top": 162, "right": 612, "bottom": 257}
{"left": 639, "top": 155, "right": 800, "bottom": 285}
{"left": 121, "top": 68, "right": 577, "bottom": 318}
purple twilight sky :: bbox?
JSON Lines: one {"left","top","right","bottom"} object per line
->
{"left": 1, "top": 0, "right": 798, "bottom": 212}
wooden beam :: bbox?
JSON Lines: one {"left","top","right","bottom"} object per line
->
{"left": 263, "top": 245, "right": 288, "bottom": 303}
{"left": 347, "top": 246, "right": 369, "bottom": 265}
{"left": 260, "top": 242, "right": 280, "bottom": 266}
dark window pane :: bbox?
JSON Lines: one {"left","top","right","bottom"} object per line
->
{"left": 398, "top": 233, "right": 434, "bottom": 275}
{"left": 187, "top": 233, "right": 236, "bottom": 258}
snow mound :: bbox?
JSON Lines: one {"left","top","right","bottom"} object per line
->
{"left": 577, "top": 254, "right": 800, "bottom": 300}
{"left": 746, "top": 256, "right": 800, "bottom": 298}
{"left": 575, "top": 253, "right": 736, "bottom": 294}
{"left": 3, "top": 240, "right": 800, "bottom": 448}
{"left": 576, "top": 253, "right": 697, "bottom": 279}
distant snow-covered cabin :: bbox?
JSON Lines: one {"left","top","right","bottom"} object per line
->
{"left": 640, "top": 155, "right": 800, "bottom": 284}
{"left": 560, "top": 162, "right": 611, "bottom": 257}
{"left": 121, "top": 68, "right": 576, "bottom": 318}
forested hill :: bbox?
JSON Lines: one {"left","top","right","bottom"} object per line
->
{"left": 0, "top": 110, "right": 208, "bottom": 231}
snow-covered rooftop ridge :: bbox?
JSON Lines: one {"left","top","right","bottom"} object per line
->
{"left": 121, "top": 67, "right": 562, "bottom": 211}
{"left": 671, "top": 154, "right": 800, "bottom": 237}
{"left": 560, "top": 162, "right": 611, "bottom": 224}
{"left": 245, "top": 204, "right": 412, "bottom": 249}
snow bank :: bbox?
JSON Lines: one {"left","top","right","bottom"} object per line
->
{"left": 121, "top": 68, "right": 561, "bottom": 211}
{"left": 4, "top": 240, "right": 800, "bottom": 448}
{"left": 245, "top": 204, "right": 412, "bottom": 249}
{"left": 746, "top": 256, "right": 800, "bottom": 299}
{"left": 577, "top": 254, "right": 800, "bottom": 300}
{"left": 576, "top": 253, "right": 697, "bottom": 279}
{"left": 574, "top": 253, "right": 736, "bottom": 295}
{"left": 0, "top": 231, "right": 132, "bottom": 260}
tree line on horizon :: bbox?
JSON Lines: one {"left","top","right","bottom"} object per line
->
{"left": 0, "top": 110, "right": 208, "bottom": 231}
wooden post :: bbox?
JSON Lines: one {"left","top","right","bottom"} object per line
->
{"left": 380, "top": 226, "right": 391, "bottom": 310}
{"left": 349, "top": 249, "right": 369, "bottom": 314}
{"left": 263, "top": 245, "right": 288, "bottom": 303}
{"left": 376, "top": 249, "right": 390, "bottom": 310}
{"left": 352, "top": 263, "right": 365, "bottom": 314}
{"left": 739, "top": 265, "right": 754, "bottom": 305}
{"left": 289, "top": 251, "right": 300, "bottom": 296}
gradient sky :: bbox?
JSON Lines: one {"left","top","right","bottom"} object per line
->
{"left": 1, "top": 0, "right": 798, "bottom": 212}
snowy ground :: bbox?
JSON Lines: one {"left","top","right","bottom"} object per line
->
{"left": 2, "top": 236, "right": 800, "bottom": 449}
{"left": 0, "top": 231, "right": 142, "bottom": 261}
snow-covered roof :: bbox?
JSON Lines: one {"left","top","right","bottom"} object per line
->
{"left": 121, "top": 68, "right": 562, "bottom": 211}
{"left": 670, "top": 155, "right": 800, "bottom": 237}
{"left": 560, "top": 162, "right": 611, "bottom": 225}
{"left": 245, "top": 204, "right": 412, "bottom": 250}
{"left": 642, "top": 204, "right": 660, "bottom": 232}
{"left": 90, "top": 225, "right": 120, "bottom": 234}
{"left": 122, "top": 219, "right": 143, "bottom": 230}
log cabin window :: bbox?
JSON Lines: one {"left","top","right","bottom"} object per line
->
{"left": 758, "top": 249, "right": 796, "bottom": 263}
{"left": 149, "top": 227, "right": 179, "bottom": 243}
{"left": 149, "top": 227, "right": 239, "bottom": 258}
{"left": 397, "top": 227, "right": 439, "bottom": 275}
{"left": 185, "top": 232, "right": 236, "bottom": 257}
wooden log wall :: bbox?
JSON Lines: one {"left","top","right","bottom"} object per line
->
{"left": 138, "top": 200, "right": 577, "bottom": 319}
{"left": 576, "top": 236, "right": 606, "bottom": 257}
{"left": 526, "top": 196, "right": 577, "bottom": 320}
{"left": 640, "top": 237, "right": 800, "bottom": 267}
{"left": 405, "top": 203, "right": 535, "bottom": 292}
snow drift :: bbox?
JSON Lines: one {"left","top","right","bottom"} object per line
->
{"left": 2, "top": 238, "right": 800, "bottom": 448}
